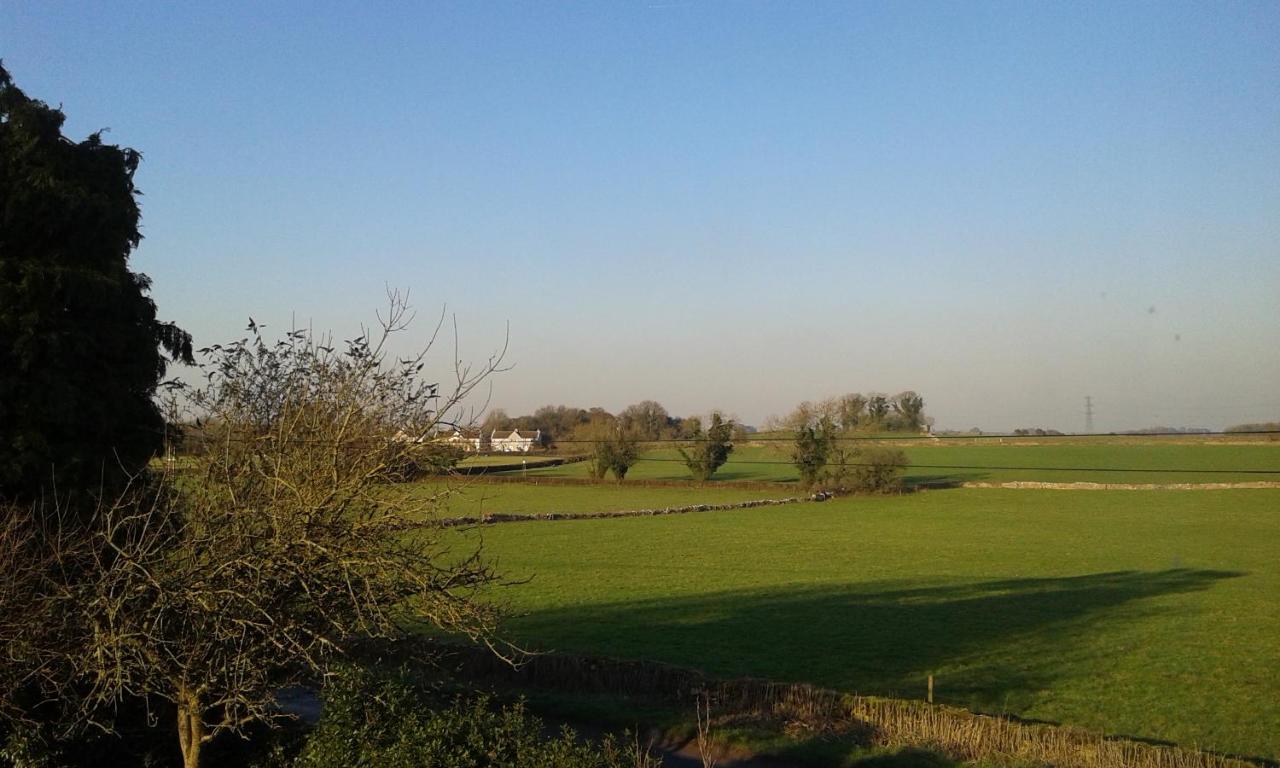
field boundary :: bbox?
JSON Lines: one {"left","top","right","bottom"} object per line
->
{"left": 456, "top": 474, "right": 799, "bottom": 492}
{"left": 961, "top": 481, "right": 1280, "bottom": 491}
{"left": 416, "top": 641, "right": 1271, "bottom": 768}
{"left": 438, "top": 495, "right": 811, "bottom": 527}
{"left": 455, "top": 456, "right": 586, "bottom": 475}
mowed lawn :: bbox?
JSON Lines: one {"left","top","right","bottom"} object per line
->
{"left": 515, "top": 442, "right": 1280, "bottom": 485}
{"left": 402, "top": 480, "right": 799, "bottom": 518}
{"left": 460, "top": 489, "right": 1280, "bottom": 759}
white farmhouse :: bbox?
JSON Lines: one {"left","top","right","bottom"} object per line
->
{"left": 440, "top": 427, "right": 541, "bottom": 453}
{"left": 444, "top": 429, "right": 489, "bottom": 452}
{"left": 490, "top": 429, "right": 541, "bottom": 453}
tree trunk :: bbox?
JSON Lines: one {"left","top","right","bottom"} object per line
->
{"left": 176, "top": 688, "right": 205, "bottom": 768}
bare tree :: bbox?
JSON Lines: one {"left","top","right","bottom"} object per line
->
{"left": 785, "top": 400, "right": 819, "bottom": 432}
{"left": 29, "top": 295, "right": 509, "bottom": 768}
{"left": 891, "top": 391, "right": 926, "bottom": 432}
{"left": 619, "top": 400, "right": 672, "bottom": 441}
{"left": 695, "top": 692, "right": 718, "bottom": 768}
{"left": 836, "top": 393, "right": 868, "bottom": 431}
{"left": 0, "top": 503, "right": 83, "bottom": 728}
{"left": 866, "top": 394, "right": 890, "bottom": 426}
{"left": 480, "top": 407, "right": 511, "bottom": 433}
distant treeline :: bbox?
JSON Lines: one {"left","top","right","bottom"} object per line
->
{"left": 1121, "top": 426, "right": 1212, "bottom": 435}
{"left": 480, "top": 400, "right": 747, "bottom": 445}
{"left": 1224, "top": 421, "right": 1280, "bottom": 433}
{"left": 763, "top": 391, "right": 929, "bottom": 434}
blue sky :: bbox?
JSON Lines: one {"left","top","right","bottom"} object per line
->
{"left": 4, "top": 1, "right": 1278, "bottom": 430}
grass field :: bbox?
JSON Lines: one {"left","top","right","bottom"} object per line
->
{"left": 513, "top": 442, "right": 1280, "bottom": 485}
{"left": 457, "top": 455, "right": 571, "bottom": 468}
{"left": 457, "top": 489, "right": 1280, "bottom": 759}
{"left": 404, "top": 480, "right": 799, "bottom": 518}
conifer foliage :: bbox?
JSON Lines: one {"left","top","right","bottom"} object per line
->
{"left": 0, "top": 65, "right": 191, "bottom": 502}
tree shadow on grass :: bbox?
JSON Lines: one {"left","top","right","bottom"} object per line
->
{"left": 709, "top": 468, "right": 797, "bottom": 483}
{"left": 504, "top": 569, "right": 1243, "bottom": 718}
{"left": 847, "top": 747, "right": 961, "bottom": 767}
{"left": 901, "top": 472, "right": 985, "bottom": 489}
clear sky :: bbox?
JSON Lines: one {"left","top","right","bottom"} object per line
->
{"left": 4, "top": 1, "right": 1278, "bottom": 431}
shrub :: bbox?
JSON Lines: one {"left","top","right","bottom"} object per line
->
{"left": 792, "top": 419, "right": 835, "bottom": 488}
{"left": 847, "top": 446, "right": 908, "bottom": 492}
{"left": 294, "top": 666, "right": 657, "bottom": 768}
{"left": 678, "top": 413, "right": 735, "bottom": 482}
{"left": 395, "top": 442, "right": 466, "bottom": 480}
{"left": 584, "top": 424, "right": 639, "bottom": 483}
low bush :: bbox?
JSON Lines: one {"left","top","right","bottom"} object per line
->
{"left": 848, "top": 446, "right": 908, "bottom": 492}
{"left": 293, "top": 666, "right": 658, "bottom": 768}
{"left": 394, "top": 442, "right": 466, "bottom": 480}
{"left": 824, "top": 446, "right": 907, "bottom": 494}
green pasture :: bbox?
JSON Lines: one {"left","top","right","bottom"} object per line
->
{"left": 402, "top": 480, "right": 798, "bottom": 518}
{"left": 517, "top": 445, "right": 797, "bottom": 482}
{"left": 457, "top": 455, "right": 571, "bottom": 468}
{"left": 461, "top": 489, "right": 1280, "bottom": 759}
{"left": 895, "top": 442, "right": 1280, "bottom": 485}
{"left": 515, "top": 442, "right": 1280, "bottom": 485}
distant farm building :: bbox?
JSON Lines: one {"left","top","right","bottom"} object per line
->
{"left": 444, "top": 429, "right": 487, "bottom": 452}
{"left": 443, "top": 428, "right": 541, "bottom": 453}
{"left": 490, "top": 428, "right": 541, "bottom": 453}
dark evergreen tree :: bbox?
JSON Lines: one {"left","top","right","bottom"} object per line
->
{"left": 792, "top": 417, "right": 835, "bottom": 488}
{"left": 0, "top": 65, "right": 191, "bottom": 503}
{"left": 679, "top": 412, "right": 735, "bottom": 481}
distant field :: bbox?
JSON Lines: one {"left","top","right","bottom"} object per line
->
{"left": 460, "top": 489, "right": 1280, "bottom": 759}
{"left": 513, "top": 441, "right": 1280, "bottom": 485}
{"left": 457, "top": 454, "right": 570, "bottom": 468}
{"left": 516, "top": 445, "right": 798, "bottom": 482}
{"left": 402, "top": 480, "right": 798, "bottom": 518}
{"left": 898, "top": 442, "right": 1280, "bottom": 484}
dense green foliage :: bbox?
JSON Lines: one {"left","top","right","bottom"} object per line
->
{"left": 792, "top": 420, "right": 834, "bottom": 487}
{"left": 677, "top": 412, "right": 735, "bottom": 481}
{"left": 826, "top": 445, "right": 908, "bottom": 493}
{"left": 0, "top": 65, "right": 190, "bottom": 502}
{"left": 294, "top": 667, "right": 649, "bottom": 768}
{"left": 770, "top": 391, "right": 929, "bottom": 434}
{"left": 586, "top": 426, "right": 639, "bottom": 482}
{"left": 482, "top": 400, "right": 705, "bottom": 445}
{"left": 464, "top": 489, "right": 1280, "bottom": 759}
